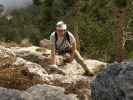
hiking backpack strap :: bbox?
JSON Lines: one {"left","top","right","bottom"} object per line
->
{"left": 54, "top": 31, "right": 70, "bottom": 48}
{"left": 55, "top": 31, "right": 70, "bottom": 42}
{"left": 65, "top": 31, "right": 70, "bottom": 44}
{"left": 55, "top": 32, "right": 58, "bottom": 43}
{"left": 54, "top": 32, "right": 58, "bottom": 50}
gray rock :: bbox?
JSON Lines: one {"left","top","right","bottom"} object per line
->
{"left": 26, "top": 84, "right": 78, "bottom": 100}
{"left": 0, "top": 84, "right": 79, "bottom": 100}
{"left": 0, "top": 87, "right": 25, "bottom": 100}
{"left": 91, "top": 62, "right": 133, "bottom": 100}
{"left": 42, "top": 74, "right": 93, "bottom": 100}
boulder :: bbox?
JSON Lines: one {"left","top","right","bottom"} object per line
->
{"left": 42, "top": 59, "right": 106, "bottom": 75}
{"left": 0, "top": 84, "right": 78, "bottom": 100}
{"left": 43, "top": 60, "right": 85, "bottom": 75}
{"left": 11, "top": 46, "right": 85, "bottom": 75}
{"left": 0, "top": 87, "right": 25, "bottom": 100}
{"left": 42, "top": 74, "right": 93, "bottom": 100}
{"left": 11, "top": 46, "right": 51, "bottom": 65}
{"left": 91, "top": 62, "right": 133, "bottom": 100}
{"left": 11, "top": 46, "right": 106, "bottom": 75}
{"left": 0, "top": 53, "right": 92, "bottom": 100}
{"left": 0, "top": 46, "right": 94, "bottom": 100}
{"left": 0, "top": 70, "right": 92, "bottom": 99}
{"left": 14, "top": 57, "right": 48, "bottom": 78}
{"left": 0, "top": 57, "right": 48, "bottom": 90}
{"left": 0, "top": 46, "right": 16, "bottom": 67}
{"left": 26, "top": 84, "right": 78, "bottom": 100}
{"left": 11, "top": 46, "right": 107, "bottom": 75}
{"left": 85, "top": 59, "right": 107, "bottom": 75}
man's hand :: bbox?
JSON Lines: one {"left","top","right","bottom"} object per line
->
{"left": 64, "top": 58, "right": 73, "bottom": 63}
{"left": 64, "top": 57, "right": 73, "bottom": 63}
{"left": 64, "top": 54, "right": 74, "bottom": 63}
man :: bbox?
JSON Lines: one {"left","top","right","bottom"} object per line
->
{"left": 50, "top": 21, "right": 91, "bottom": 75}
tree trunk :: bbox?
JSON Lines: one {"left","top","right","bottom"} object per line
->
{"left": 73, "top": 0, "right": 81, "bottom": 51}
{"left": 74, "top": 21, "right": 80, "bottom": 51}
{"left": 115, "top": 8, "right": 125, "bottom": 63}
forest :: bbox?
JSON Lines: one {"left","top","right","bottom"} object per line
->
{"left": 0, "top": 0, "right": 133, "bottom": 62}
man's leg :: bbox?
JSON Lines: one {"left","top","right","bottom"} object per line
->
{"left": 75, "top": 50, "right": 92, "bottom": 75}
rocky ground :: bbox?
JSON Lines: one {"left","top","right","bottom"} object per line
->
{"left": 0, "top": 44, "right": 107, "bottom": 100}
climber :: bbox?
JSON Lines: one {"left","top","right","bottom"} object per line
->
{"left": 49, "top": 21, "right": 92, "bottom": 75}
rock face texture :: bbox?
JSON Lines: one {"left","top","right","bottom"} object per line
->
{"left": 0, "top": 46, "right": 107, "bottom": 100}
{"left": 0, "top": 57, "right": 48, "bottom": 90}
{"left": 11, "top": 46, "right": 85, "bottom": 75}
{"left": 14, "top": 57, "right": 48, "bottom": 78}
{"left": 0, "top": 46, "right": 16, "bottom": 66}
{"left": 91, "top": 62, "right": 133, "bottom": 100}
{"left": 0, "top": 46, "right": 94, "bottom": 100}
{"left": 85, "top": 60, "right": 106, "bottom": 75}
{"left": 11, "top": 46, "right": 106, "bottom": 75}
{"left": 26, "top": 84, "right": 78, "bottom": 100}
{"left": 0, "top": 87, "right": 24, "bottom": 100}
{"left": 43, "top": 74, "right": 93, "bottom": 100}
{"left": 0, "top": 84, "right": 78, "bottom": 100}
{"left": 11, "top": 46, "right": 51, "bottom": 65}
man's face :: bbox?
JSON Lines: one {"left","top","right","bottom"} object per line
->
{"left": 56, "top": 29, "right": 65, "bottom": 34}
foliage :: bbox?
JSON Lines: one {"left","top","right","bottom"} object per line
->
{"left": 0, "top": 5, "right": 42, "bottom": 44}
{"left": 39, "top": 0, "right": 116, "bottom": 62}
{"left": 0, "top": 0, "right": 133, "bottom": 62}
{"left": 113, "top": 0, "right": 127, "bottom": 8}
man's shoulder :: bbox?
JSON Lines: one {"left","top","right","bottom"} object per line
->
{"left": 67, "top": 31, "right": 75, "bottom": 39}
{"left": 66, "top": 31, "right": 76, "bottom": 43}
{"left": 51, "top": 32, "right": 56, "bottom": 36}
{"left": 50, "top": 32, "right": 56, "bottom": 37}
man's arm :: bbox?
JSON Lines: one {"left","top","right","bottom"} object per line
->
{"left": 65, "top": 32, "right": 77, "bottom": 62}
{"left": 50, "top": 33, "right": 56, "bottom": 65}
{"left": 51, "top": 43, "right": 56, "bottom": 65}
{"left": 70, "top": 41, "right": 76, "bottom": 61}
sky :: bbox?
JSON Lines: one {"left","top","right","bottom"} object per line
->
{"left": 0, "top": 0, "right": 33, "bottom": 10}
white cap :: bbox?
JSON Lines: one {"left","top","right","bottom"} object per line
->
{"left": 56, "top": 21, "right": 67, "bottom": 30}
